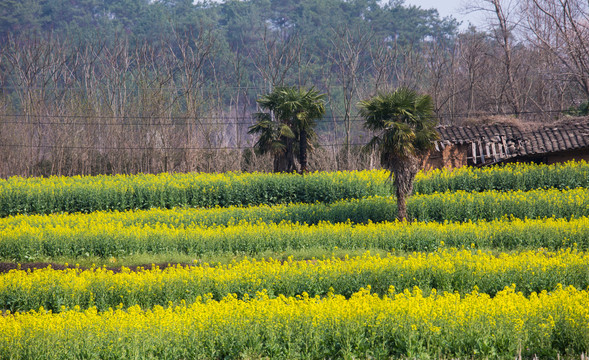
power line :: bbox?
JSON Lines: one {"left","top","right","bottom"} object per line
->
{"left": 0, "top": 108, "right": 581, "bottom": 153}
{"left": 0, "top": 114, "right": 370, "bottom": 126}
{"left": 0, "top": 113, "right": 260, "bottom": 121}
{"left": 0, "top": 84, "right": 348, "bottom": 91}
{"left": 0, "top": 120, "right": 370, "bottom": 127}
{"left": 0, "top": 142, "right": 368, "bottom": 151}
{"left": 0, "top": 119, "right": 368, "bottom": 127}
{"left": 0, "top": 109, "right": 574, "bottom": 127}
{"left": 0, "top": 119, "right": 256, "bottom": 126}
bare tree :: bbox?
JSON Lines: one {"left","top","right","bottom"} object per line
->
{"left": 523, "top": 0, "right": 589, "bottom": 101}
{"left": 366, "top": 39, "right": 426, "bottom": 94}
{"left": 458, "top": 29, "right": 490, "bottom": 118}
{"left": 168, "top": 27, "right": 217, "bottom": 172}
{"left": 2, "top": 34, "right": 74, "bottom": 176}
{"left": 421, "top": 39, "right": 459, "bottom": 123}
{"left": 367, "top": 39, "right": 397, "bottom": 94}
{"left": 250, "top": 26, "right": 304, "bottom": 93}
{"left": 328, "top": 25, "right": 373, "bottom": 169}
{"left": 469, "top": 0, "right": 523, "bottom": 115}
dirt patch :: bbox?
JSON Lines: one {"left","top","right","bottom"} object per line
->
{"left": 0, "top": 262, "right": 193, "bottom": 274}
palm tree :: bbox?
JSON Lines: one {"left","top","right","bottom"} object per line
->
{"left": 249, "top": 86, "right": 326, "bottom": 173}
{"left": 359, "top": 87, "right": 438, "bottom": 221}
{"left": 248, "top": 112, "right": 296, "bottom": 172}
{"left": 291, "top": 88, "right": 325, "bottom": 173}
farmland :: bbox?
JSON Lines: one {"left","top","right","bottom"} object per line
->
{"left": 1, "top": 161, "right": 589, "bottom": 359}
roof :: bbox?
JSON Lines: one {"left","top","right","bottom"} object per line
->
{"left": 434, "top": 119, "right": 589, "bottom": 164}
{"left": 437, "top": 124, "right": 524, "bottom": 146}
{"left": 518, "top": 122, "right": 589, "bottom": 156}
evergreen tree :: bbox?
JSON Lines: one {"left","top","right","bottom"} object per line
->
{"left": 359, "top": 88, "right": 438, "bottom": 221}
{"left": 249, "top": 86, "right": 325, "bottom": 173}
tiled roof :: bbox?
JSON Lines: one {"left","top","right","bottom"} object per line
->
{"left": 435, "top": 119, "right": 589, "bottom": 164}
{"left": 436, "top": 120, "right": 589, "bottom": 160}
{"left": 518, "top": 122, "right": 589, "bottom": 156}
{"left": 437, "top": 124, "right": 524, "bottom": 145}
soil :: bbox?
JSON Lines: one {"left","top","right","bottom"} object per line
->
{"left": 0, "top": 262, "right": 193, "bottom": 274}
{"left": 0, "top": 257, "right": 323, "bottom": 274}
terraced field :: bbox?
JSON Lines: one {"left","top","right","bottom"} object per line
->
{"left": 1, "top": 162, "right": 588, "bottom": 359}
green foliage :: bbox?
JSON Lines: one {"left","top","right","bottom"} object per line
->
{"left": 565, "top": 100, "right": 589, "bottom": 116}
{"left": 1, "top": 249, "right": 588, "bottom": 313}
{"left": 2, "top": 189, "right": 589, "bottom": 260}
{"left": 0, "top": 0, "right": 458, "bottom": 113}
{"left": 2, "top": 161, "right": 589, "bottom": 217}
{"left": 360, "top": 87, "right": 438, "bottom": 220}
{"left": 414, "top": 161, "right": 589, "bottom": 194}
{"left": 408, "top": 188, "right": 589, "bottom": 222}
{"left": 360, "top": 87, "right": 438, "bottom": 159}
{"left": 248, "top": 113, "right": 293, "bottom": 155}
{"left": 0, "top": 0, "right": 458, "bottom": 46}
{"left": 1, "top": 162, "right": 589, "bottom": 358}
{"left": 250, "top": 86, "right": 326, "bottom": 172}
{"left": 0, "top": 170, "right": 391, "bottom": 217}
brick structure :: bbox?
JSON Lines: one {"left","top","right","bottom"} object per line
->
{"left": 422, "top": 119, "right": 589, "bottom": 170}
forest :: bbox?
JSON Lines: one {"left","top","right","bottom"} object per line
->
{"left": 0, "top": 0, "right": 588, "bottom": 177}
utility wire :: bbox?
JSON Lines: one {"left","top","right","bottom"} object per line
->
{"left": 0, "top": 109, "right": 579, "bottom": 152}
{"left": 0, "top": 109, "right": 575, "bottom": 126}
{"left": 0, "top": 143, "right": 368, "bottom": 151}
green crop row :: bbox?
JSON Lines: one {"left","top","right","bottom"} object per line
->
{"left": 1, "top": 286, "right": 588, "bottom": 359}
{"left": 1, "top": 213, "right": 588, "bottom": 260}
{"left": 0, "top": 170, "right": 392, "bottom": 217}
{"left": 414, "top": 160, "right": 589, "bottom": 194}
{"left": 2, "top": 161, "right": 589, "bottom": 216}
{"left": 2, "top": 187, "right": 587, "bottom": 231}
{"left": 1, "top": 249, "right": 587, "bottom": 313}
{"left": 409, "top": 187, "right": 589, "bottom": 222}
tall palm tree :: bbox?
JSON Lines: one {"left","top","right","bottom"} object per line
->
{"left": 292, "top": 88, "right": 325, "bottom": 173}
{"left": 249, "top": 86, "right": 325, "bottom": 173}
{"left": 359, "top": 87, "right": 438, "bottom": 221}
{"left": 248, "top": 112, "right": 296, "bottom": 172}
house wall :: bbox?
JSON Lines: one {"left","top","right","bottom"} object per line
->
{"left": 423, "top": 144, "right": 589, "bottom": 171}
{"left": 422, "top": 144, "right": 469, "bottom": 171}
{"left": 444, "top": 144, "right": 469, "bottom": 168}
{"left": 421, "top": 150, "right": 443, "bottom": 171}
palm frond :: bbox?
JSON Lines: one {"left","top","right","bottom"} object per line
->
{"left": 251, "top": 85, "right": 326, "bottom": 170}
{"left": 362, "top": 135, "right": 383, "bottom": 153}
{"left": 359, "top": 87, "right": 438, "bottom": 164}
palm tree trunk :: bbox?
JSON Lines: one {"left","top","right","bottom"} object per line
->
{"left": 299, "top": 129, "right": 308, "bottom": 173}
{"left": 274, "top": 153, "right": 287, "bottom": 172}
{"left": 285, "top": 137, "right": 296, "bottom": 172}
{"left": 396, "top": 187, "right": 408, "bottom": 221}
{"left": 391, "top": 155, "right": 419, "bottom": 222}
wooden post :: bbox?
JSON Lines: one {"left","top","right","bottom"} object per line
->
{"left": 471, "top": 142, "right": 477, "bottom": 164}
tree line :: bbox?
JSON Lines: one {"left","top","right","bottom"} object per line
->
{"left": 0, "top": 0, "right": 588, "bottom": 178}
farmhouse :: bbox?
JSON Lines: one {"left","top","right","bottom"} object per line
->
{"left": 423, "top": 118, "right": 589, "bottom": 170}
